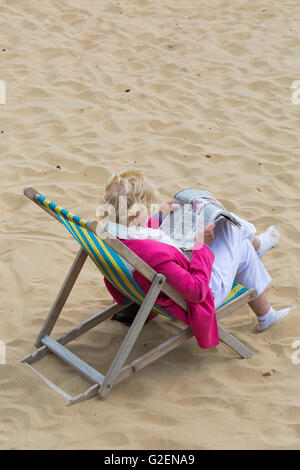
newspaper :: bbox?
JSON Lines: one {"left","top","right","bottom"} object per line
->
{"left": 160, "top": 189, "right": 241, "bottom": 251}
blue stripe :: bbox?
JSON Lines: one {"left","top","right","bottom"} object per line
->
{"left": 73, "top": 215, "right": 81, "bottom": 225}
{"left": 61, "top": 209, "right": 69, "bottom": 218}
{"left": 49, "top": 201, "right": 57, "bottom": 211}
{"left": 220, "top": 282, "right": 248, "bottom": 307}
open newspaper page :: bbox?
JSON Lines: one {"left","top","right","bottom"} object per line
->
{"left": 160, "top": 189, "right": 241, "bottom": 252}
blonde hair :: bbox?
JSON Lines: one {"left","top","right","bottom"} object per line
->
{"left": 99, "top": 169, "right": 159, "bottom": 226}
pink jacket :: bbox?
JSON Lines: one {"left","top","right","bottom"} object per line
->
{"left": 104, "top": 214, "right": 219, "bottom": 349}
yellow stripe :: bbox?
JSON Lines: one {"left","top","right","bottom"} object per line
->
{"left": 224, "top": 283, "right": 243, "bottom": 303}
{"left": 43, "top": 199, "right": 88, "bottom": 228}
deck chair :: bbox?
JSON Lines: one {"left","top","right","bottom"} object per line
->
{"left": 21, "top": 186, "right": 257, "bottom": 406}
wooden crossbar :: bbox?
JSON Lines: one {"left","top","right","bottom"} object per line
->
{"left": 41, "top": 335, "right": 105, "bottom": 385}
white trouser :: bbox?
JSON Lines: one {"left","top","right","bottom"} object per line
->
{"left": 208, "top": 214, "right": 272, "bottom": 309}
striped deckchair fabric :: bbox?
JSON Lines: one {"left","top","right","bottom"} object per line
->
{"left": 36, "top": 195, "right": 176, "bottom": 318}
{"left": 36, "top": 195, "right": 249, "bottom": 313}
{"left": 21, "top": 186, "right": 256, "bottom": 406}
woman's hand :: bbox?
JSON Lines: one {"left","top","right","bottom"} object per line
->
{"left": 195, "top": 223, "right": 215, "bottom": 245}
{"left": 158, "top": 201, "right": 181, "bottom": 219}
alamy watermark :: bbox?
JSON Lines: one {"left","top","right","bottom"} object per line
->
{"left": 0, "top": 340, "right": 6, "bottom": 364}
{"left": 291, "top": 340, "right": 300, "bottom": 365}
{"left": 291, "top": 80, "right": 300, "bottom": 104}
{"left": 0, "top": 80, "right": 6, "bottom": 105}
{"left": 1, "top": 83, "right": 8, "bottom": 364}
{"left": 95, "top": 198, "right": 207, "bottom": 249}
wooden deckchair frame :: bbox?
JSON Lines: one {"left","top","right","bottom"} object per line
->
{"left": 21, "top": 186, "right": 257, "bottom": 406}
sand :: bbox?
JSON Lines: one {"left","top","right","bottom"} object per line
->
{"left": 0, "top": 0, "right": 300, "bottom": 450}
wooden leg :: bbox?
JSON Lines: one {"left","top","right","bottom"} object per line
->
{"left": 218, "top": 325, "right": 253, "bottom": 358}
{"left": 34, "top": 247, "right": 88, "bottom": 348}
{"left": 114, "top": 326, "right": 194, "bottom": 384}
{"left": 98, "top": 273, "right": 166, "bottom": 397}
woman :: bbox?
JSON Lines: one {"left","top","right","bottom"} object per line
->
{"left": 99, "top": 169, "right": 292, "bottom": 349}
